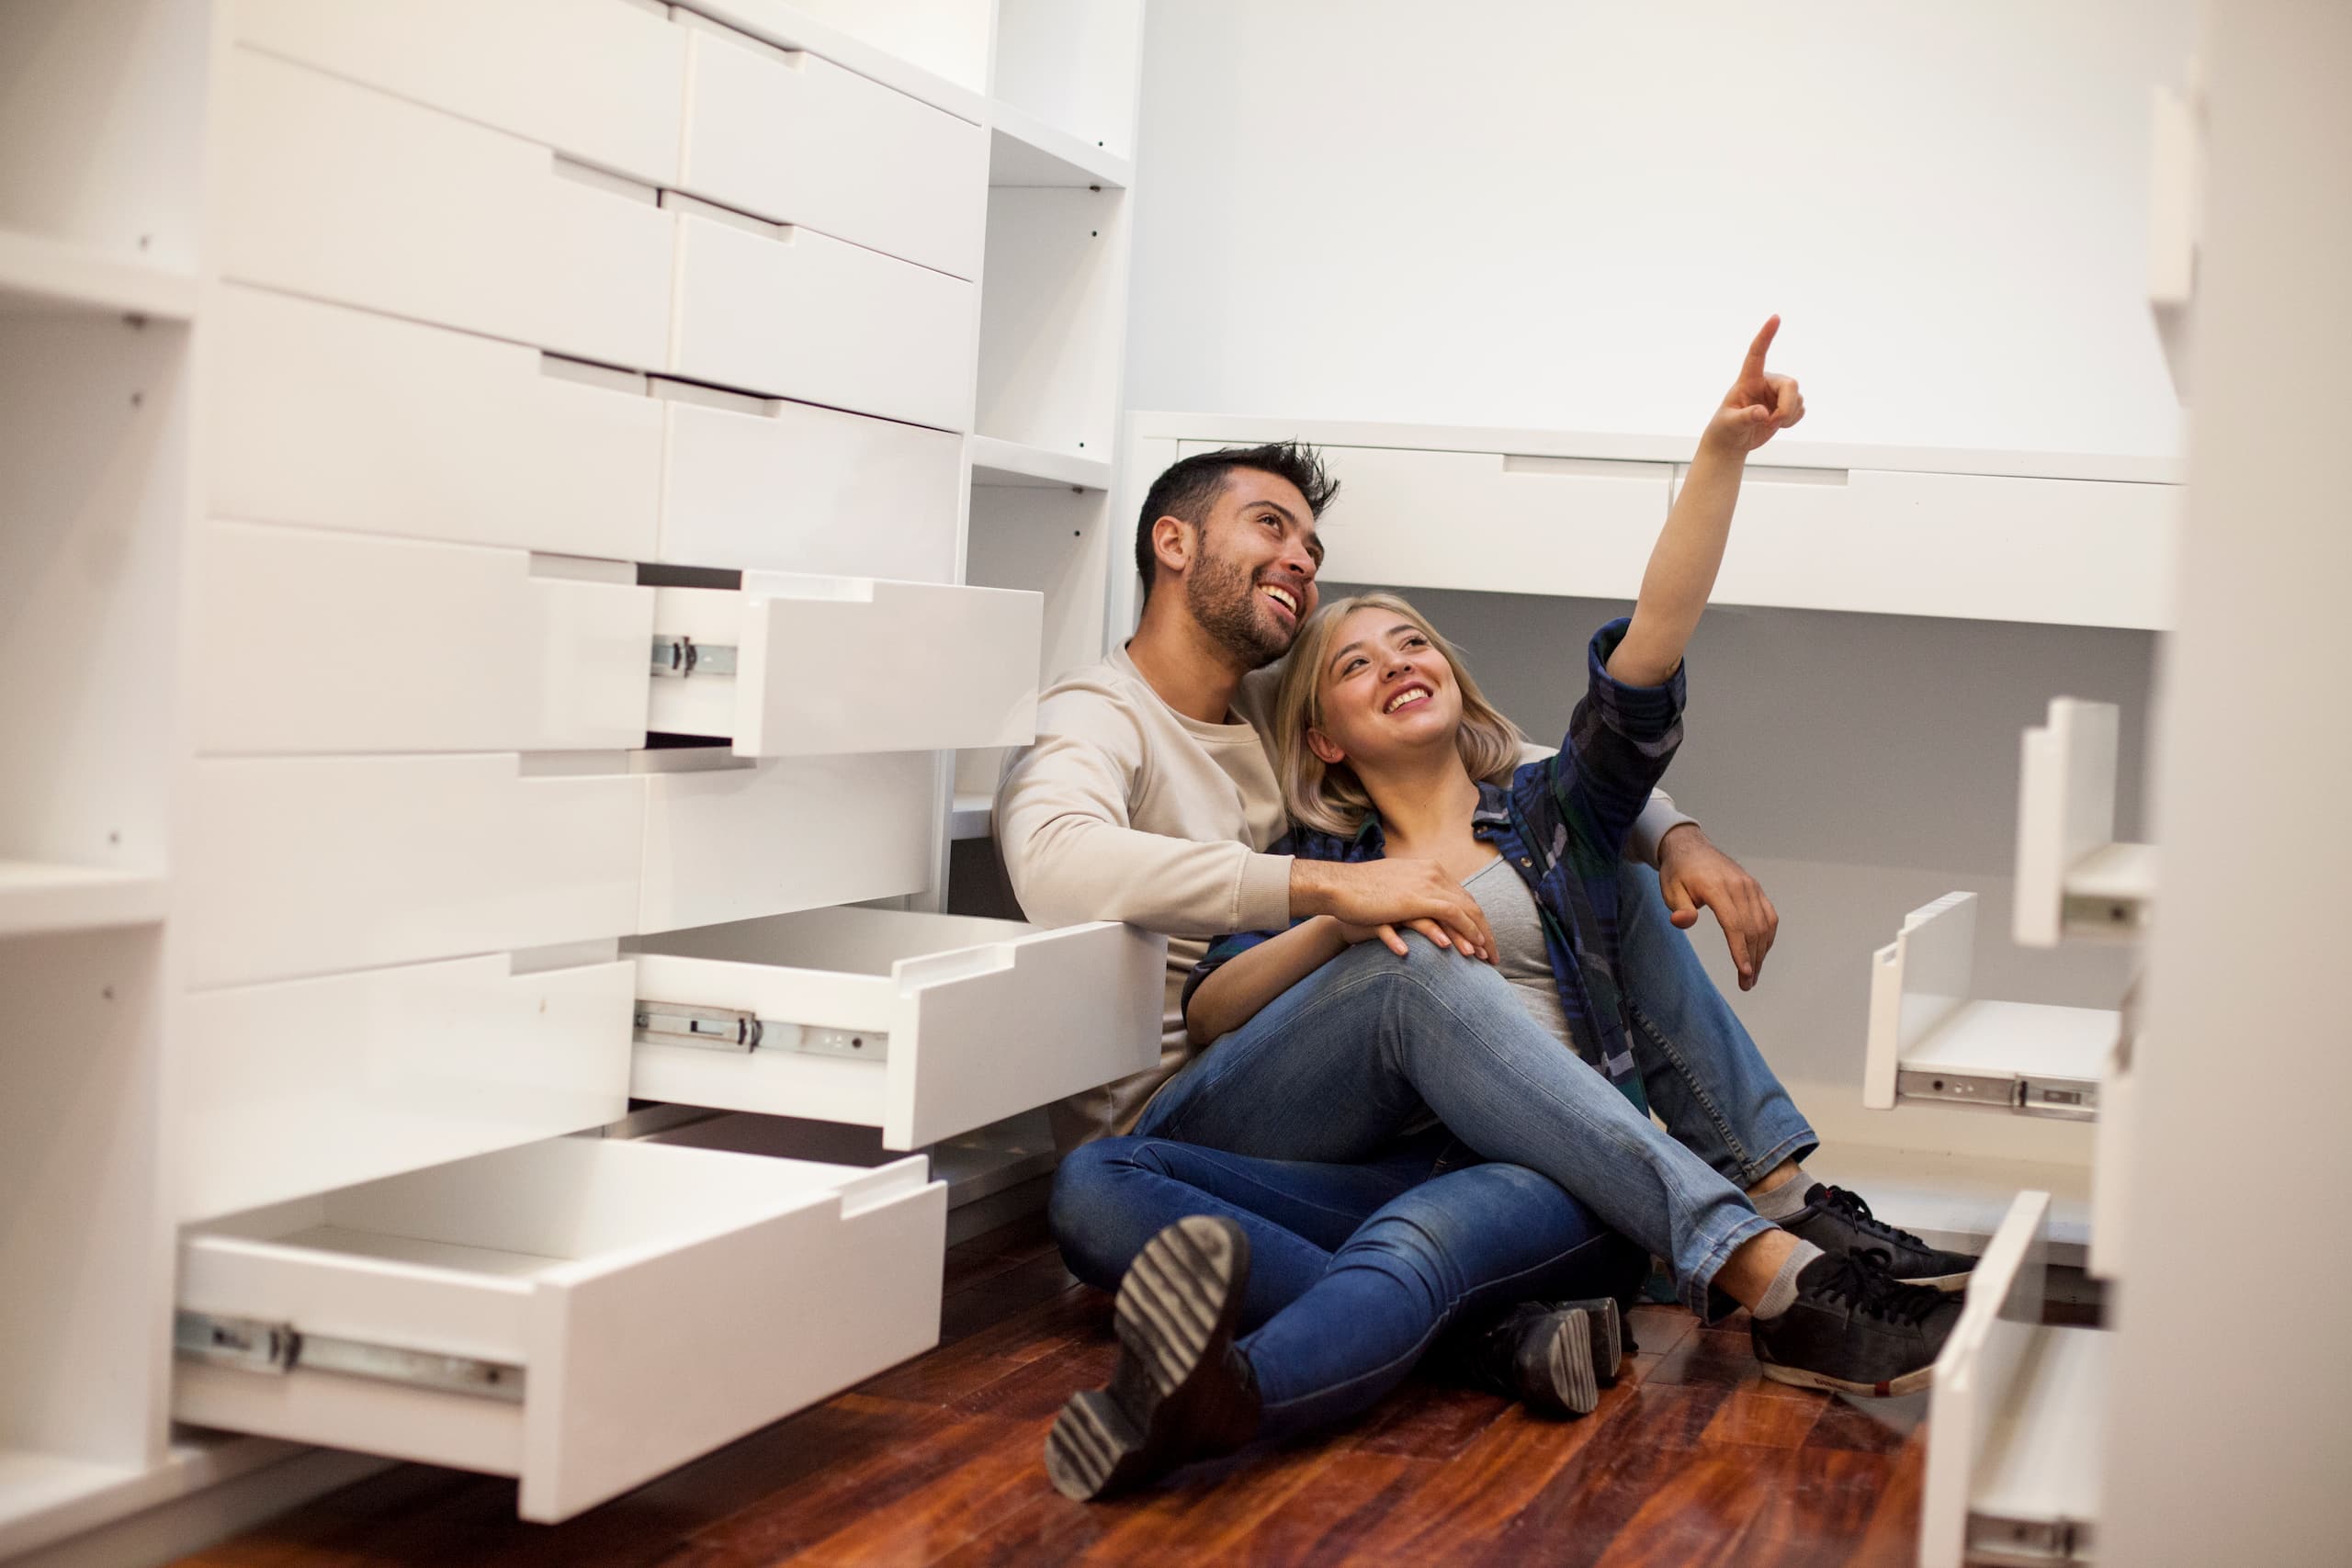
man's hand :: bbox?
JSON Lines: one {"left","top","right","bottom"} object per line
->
{"left": 1294, "top": 859, "right": 1496, "bottom": 964}
{"left": 1704, "top": 315, "right": 1805, "bottom": 455}
{"left": 1656, "top": 823, "right": 1779, "bottom": 990}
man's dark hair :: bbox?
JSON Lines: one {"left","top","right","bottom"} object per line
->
{"left": 1133, "top": 441, "right": 1339, "bottom": 594}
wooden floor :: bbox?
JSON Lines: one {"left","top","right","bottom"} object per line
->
{"left": 175, "top": 1216, "right": 1931, "bottom": 1567}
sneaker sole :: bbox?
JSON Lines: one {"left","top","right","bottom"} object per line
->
{"left": 1755, "top": 1358, "right": 1937, "bottom": 1398}
{"left": 1898, "top": 1269, "right": 1973, "bottom": 1293}
{"left": 1043, "top": 1216, "right": 1250, "bottom": 1502}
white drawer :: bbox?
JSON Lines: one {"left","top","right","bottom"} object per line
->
{"left": 175, "top": 1138, "right": 944, "bottom": 1523}
{"left": 219, "top": 48, "right": 673, "bottom": 370}
{"left": 668, "top": 195, "right": 976, "bottom": 431}
{"left": 178, "top": 953, "right": 634, "bottom": 1222}
{"left": 658, "top": 383, "right": 962, "bottom": 580}
{"left": 678, "top": 17, "right": 985, "bottom": 278}
{"left": 209, "top": 286, "right": 664, "bottom": 561}
{"left": 636, "top": 750, "right": 936, "bottom": 935}
{"left": 193, "top": 523, "right": 654, "bottom": 756}
{"left": 645, "top": 573, "right": 1040, "bottom": 756}
{"left": 233, "top": 0, "right": 687, "bottom": 186}
{"left": 628, "top": 908, "right": 1166, "bottom": 1147}
{"left": 187, "top": 754, "right": 643, "bottom": 987}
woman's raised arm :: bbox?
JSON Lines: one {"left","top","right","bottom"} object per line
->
{"left": 1606, "top": 316, "right": 1805, "bottom": 687}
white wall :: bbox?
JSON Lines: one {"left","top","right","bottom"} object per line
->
{"left": 1126, "top": 0, "right": 2190, "bottom": 458}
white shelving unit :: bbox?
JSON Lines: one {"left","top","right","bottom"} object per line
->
{"left": 2015, "top": 698, "right": 2156, "bottom": 946}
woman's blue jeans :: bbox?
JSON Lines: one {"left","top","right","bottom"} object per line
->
{"left": 1049, "top": 1131, "right": 1648, "bottom": 1442}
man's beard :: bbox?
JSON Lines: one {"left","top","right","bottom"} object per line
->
{"left": 1186, "top": 548, "right": 1292, "bottom": 669}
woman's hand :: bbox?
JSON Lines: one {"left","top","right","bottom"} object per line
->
{"left": 1704, "top": 315, "right": 1805, "bottom": 455}
{"left": 1329, "top": 915, "right": 1487, "bottom": 962}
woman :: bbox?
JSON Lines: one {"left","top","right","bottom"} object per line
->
{"left": 1046, "top": 320, "right": 1971, "bottom": 1503}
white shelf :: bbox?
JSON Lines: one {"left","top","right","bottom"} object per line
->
{"left": 0, "top": 862, "right": 169, "bottom": 939}
{"left": 989, "top": 101, "right": 1133, "bottom": 189}
{"left": 1867, "top": 891, "right": 2118, "bottom": 1121}
{"left": 950, "top": 791, "right": 995, "bottom": 840}
{"left": 969, "top": 434, "right": 1113, "bottom": 490}
{"left": 2015, "top": 698, "right": 2157, "bottom": 945}
{"left": 1970, "top": 1325, "right": 2108, "bottom": 1560}
{"left": 1802, "top": 1144, "right": 2093, "bottom": 1264}
{"left": 0, "top": 229, "right": 196, "bottom": 321}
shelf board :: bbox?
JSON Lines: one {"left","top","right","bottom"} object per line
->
{"left": 969, "top": 435, "right": 1113, "bottom": 491}
{"left": 0, "top": 863, "right": 168, "bottom": 939}
{"left": 949, "top": 792, "right": 994, "bottom": 840}
{"left": 1802, "top": 1144, "right": 2093, "bottom": 1265}
{"left": 0, "top": 229, "right": 196, "bottom": 321}
{"left": 1895, "top": 998, "right": 2118, "bottom": 1119}
{"left": 989, "top": 101, "right": 1133, "bottom": 189}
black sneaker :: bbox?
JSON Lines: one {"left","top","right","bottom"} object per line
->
{"left": 1751, "top": 1247, "right": 1964, "bottom": 1397}
{"left": 1453, "top": 1298, "right": 1624, "bottom": 1417}
{"left": 1044, "top": 1216, "right": 1261, "bottom": 1501}
{"left": 1780, "top": 1184, "right": 1977, "bottom": 1291}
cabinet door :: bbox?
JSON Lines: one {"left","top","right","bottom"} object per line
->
{"left": 669, "top": 197, "right": 976, "bottom": 431}
{"left": 679, "top": 18, "right": 985, "bottom": 277}
{"left": 218, "top": 48, "right": 673, "bottom": 369}
{"left": 194, "top": 523, "right": 653, "bottom": 755}
{"left": 210, "top": 286, "right": 663, "bottom": 561}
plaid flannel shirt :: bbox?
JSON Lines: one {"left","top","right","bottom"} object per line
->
{"left": 1182, "top": 616, "right": 1685, "bottom": 1110}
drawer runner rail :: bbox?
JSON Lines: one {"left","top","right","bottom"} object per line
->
{"left": 1894, "top": 1068, "right": 2098, "bottom": 1120}
{"left": 650, "top": 635, "right": 739, "bottom": 678}
{"left": 175, "top": 1310, "right": 526, "bottom": 1402}
{"left": 1964, "top": 1510, "right": 2095, "bottom": 1565}
{"left": 634, "top": 1000, "right": 891, "bottom": 1062}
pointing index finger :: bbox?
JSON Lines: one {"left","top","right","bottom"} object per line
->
{"left": 1740, "top": 314, "right": 1781, "bottom": 383}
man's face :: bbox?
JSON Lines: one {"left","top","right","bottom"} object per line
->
{"left": 1180, "top": 468, "right": 1324, "bottom": 668}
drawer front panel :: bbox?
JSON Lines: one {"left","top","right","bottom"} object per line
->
{"left": 175, "top": 1141, "right": 945, "bottom": 1523}
{"left": 638, "top": 752, "right": 935, "bottom": 936}
{"left": 220, "top": 48, "right": 674, "bottom": 370}
{"left": 195, "top": 523, "right": 653, "bottom": 755}
{"left": 210, "top": 286, "right": 664, "bottom": 560}
{"left": 647, "top": 577, "right": 1041, "bottom": 755}
{"left": 178, "top": 955, "right": 634, "bottom": 1222}
{"left": 187, "top": 755, "right": 643, "bottom": 987}
{"left": 669, "top": 202, "right": 976, "bottom": 431}
{"left": 660, "top": 391, "right": 961, "bottom": 580}
{"left": 628, "top": 908, "right": 1168, "bottom": 1146}
{"left": 680, "top": 21, "right": 985, "bottom": 277}
{"left": 234, "top": 0, "right": 686, "bottom": 186}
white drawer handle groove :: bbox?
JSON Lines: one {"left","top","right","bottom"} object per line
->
{"left": 175, "top": 1310, "right": 526, "bottom": 1403}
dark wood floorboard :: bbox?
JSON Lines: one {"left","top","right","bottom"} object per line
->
{"left": 174, "top": 1216, "right": 1927, "bottom": 1567}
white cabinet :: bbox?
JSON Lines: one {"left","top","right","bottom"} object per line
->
{"left": 231, "top": 0, "right": 687, "bottom": 187}
{"left": 646, "top": 574, "right": 1042, "bottom": 756}
{"left": 209, "top": 286, "right": 665, "bottom": 561}
{"left": 658, "top": 383, "right": 964, "bottom": 581}
{"left": 668, "top": 195, "right": 977, "bottom": 431}
{"left": 678, "top": 17, "right": 986, "bottom": 279}
{"left": 629, "top": 908, "right": 1166, "bottom": 1148}
{"left": 218, "top": 48, "right": 674, "bottom": 370}
{"left": 192, "top": 524, "right": 653, "bottom": 756}
{"left": 185, "top": 755, "right": 643, "bottom": 987}
{"left": 175, "top": 1139, "right": 944, "bottom": 1522}
{"left": 635, "top": 750, "right": 937, "bottom": 934}
{"left": 178, "top": 953, "right": 634, "bottom": 1222}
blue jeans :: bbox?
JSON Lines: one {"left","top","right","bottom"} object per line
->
{"left": 1128, "top": 861, "right": 1815, "bottom": 1314}
{"left": 1049, "top": 1132, "right": 1647, "bottom": 1441}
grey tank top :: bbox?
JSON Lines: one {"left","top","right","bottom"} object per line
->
{"left": 1463, "top": 856, "right": 1576, "bottom": 1049}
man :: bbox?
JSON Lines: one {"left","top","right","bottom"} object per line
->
{"left": 997, "top": 367, "right": 1970, "bottom": 1490}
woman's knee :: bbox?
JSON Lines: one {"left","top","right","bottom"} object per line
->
{"left": 1046, "top": 1139, "right": 1155, "bottom": 1290}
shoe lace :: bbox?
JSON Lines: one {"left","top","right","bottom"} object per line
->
{"left": 1818, "top": 1185, "right": 1933, "bottom": 1252}
{"left": 1810, "top": 1247, "right": 1946, "bottom": 1327}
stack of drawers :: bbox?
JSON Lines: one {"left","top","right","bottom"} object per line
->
{"left": 169, "top": 0, "right": 1162, "bottom": 1523}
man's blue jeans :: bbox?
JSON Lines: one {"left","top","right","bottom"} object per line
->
{"left": 1124, "top": 861, "right": 1816, "bottom": 1315}
{"left": 1050, "top": 1131, "right": 1648, "bottom": 1441}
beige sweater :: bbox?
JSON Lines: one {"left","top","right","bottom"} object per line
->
{"left": 995, "top": 643, "right": 1692, "bottom": 1150}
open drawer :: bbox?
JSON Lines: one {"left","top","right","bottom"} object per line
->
{"left": 646, "top": 572, "right": 1041, "bottom": 756}
{"left": 175, "top": 1137, "right": 944, "bottom": 1523}
{"left": 1921, "top": 1189, "right": 2105, "bottom": 1568}
{"left": 628, "top": 908, "right": 1166, "bottom": 1147}
{"left": 1864, "top": 891, "right": 2118, "bottom": 1120}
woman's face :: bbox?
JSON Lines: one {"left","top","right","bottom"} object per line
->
{"left": 1308, "top": 605, "right": 1464, "bottom": 769}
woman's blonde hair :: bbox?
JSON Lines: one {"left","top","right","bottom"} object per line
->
{"left": 1272, "top": 591, "right": 1525, "bottom": 837}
